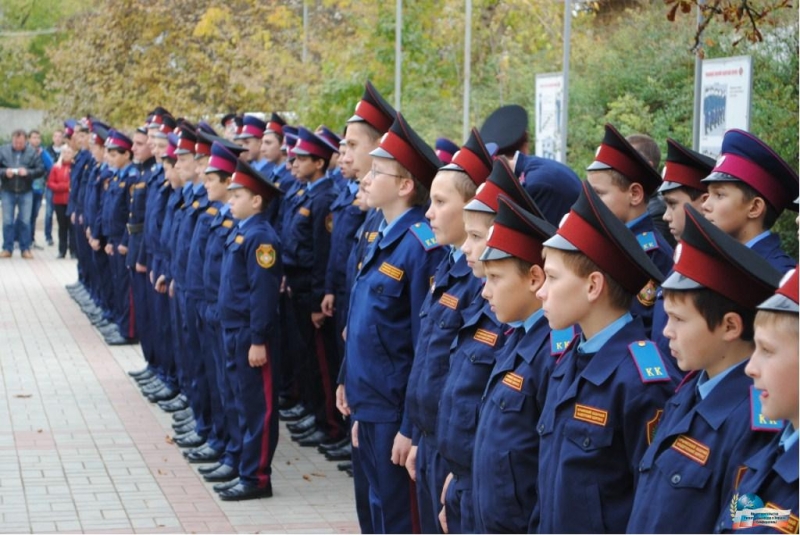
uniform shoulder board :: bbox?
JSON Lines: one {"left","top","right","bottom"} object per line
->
{"left": 749, "top": 385, "right": 784, "bottom": 432}
{"left": 550, "top": 326, "right": 576, "bottom": 356}
{"left": 206, "top": 206, "right": 219, "bottom": 216}
{"left": 234, "top": 235, "right": 245, "bottom": 245}
{"left": 192, "top": 200, "right": 200, "bottom": 209}
{"left": 636, "top": 231, "right": 658, "bottom": 252}
{"left": 134, "top": 182, "right": 146, "bottom": 190}
{"left": 222, "top": 219, "right": 234, "bottom": 228}
{"left": 628, "top": 341, "right": 671, "bottom": 383}
{"left": 409, "top": 222, "right": 440, "bottom": 251}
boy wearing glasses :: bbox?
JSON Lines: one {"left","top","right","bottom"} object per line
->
{"left": 338, "top": 113, "right": 446, "bottom": 533}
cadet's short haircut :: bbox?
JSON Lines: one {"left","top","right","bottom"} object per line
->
{"left": 589, "top": 168, "right": 634, "bottom": 193}
{"left": 484, "top": 256, "right": 534, "bottom": 278}
{"left": 265, "top": 130, "right": 283, "bottom": 144}
{"left": 463, "top": 209, "right": 496, "bottom": 228}
{"left": 754, "top": 309, "right": 799, "bottom": 335}
{"left": 733, "top": 180, "right": 780, "bottom": 229}
{"left": 357, "top": 122, "right": 382, "bottom": 144}
{"left": 207, "top": 170, "right": 232, "bottom": 182}
{"left": 665, "top": 185, "right": 706, "bottom": 202}
{"left": 662, "top": 288, "right": 756, "bottom": 342}
{"left": 29, "top": 129, "right": 41, "bottom": 137}
{"left": 626, "top": 133, "right": 661, "bottom": 169}
{"left": 550, "top": 249, "right": 632, "bottom": 310}
{"left": 389, "top": 159, "right": 429, "bottom": 207}
{"left": 445, "top": 169, "right": 479, "bottom": 202}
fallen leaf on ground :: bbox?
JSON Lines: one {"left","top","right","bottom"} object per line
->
{"left": 165, "top": 435, "right": 174, "bottom": 444}
{"left": 302, "top": 474, "right": 312, "bottom": 482}
{"left": 311, "top": 472, "right": 326, "bottom": 478}
{"left": 14, "top": 394, "right": 32, "bottom": 398}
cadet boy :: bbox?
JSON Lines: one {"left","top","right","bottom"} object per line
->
{"left": 472, "top": 196, "right": 558, "bottom": 533}
{"left": 338, "top": 113, "right": 446, "bottom": 533}
{"left": 216, "top": 159, "right": 283, "bottom": 501}
{"left": 701, "top": 129, "right": 797, "bottom": 273}
{"left": 436, "top": 158, "right": 541, "bottom": 534}
{"left": 715, "top": 268, "right": 799, "bottom": 533}
{"left": 535, "top": 182, "right": 675, "bottom": 533}
{"left": 651, "top": 139, "right": 714, "bottom": 358}
{"left": 405, "top": 128, "right": 492, "bottom": 532}
{"left": 627, "top": 205, "right": 781, "bottom": 533}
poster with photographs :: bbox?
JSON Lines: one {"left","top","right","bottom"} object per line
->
{"left": 535, "top": 72, "right": 563, "bottom": 162}
{"left": 698, "top": 55, "right": 752, "bottom": 159}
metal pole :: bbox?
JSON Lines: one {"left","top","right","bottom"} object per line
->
{"left": 395, "top": 0, "right": 402, "bottom": 111}
{"left": 302, "top": 1, "right": 308, "bottom": 63}
{"left": 462, "top": 0, "right": 472, "bottom": 141}
{"left": 560, "top": 0, "right": 571, "bottom": 165}
{"left": 692, "top": 0, "right": 704, "bottom": 150}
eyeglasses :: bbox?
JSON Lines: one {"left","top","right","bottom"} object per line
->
{"left": 370, "top": 167, "right": 405, "bottom": 179}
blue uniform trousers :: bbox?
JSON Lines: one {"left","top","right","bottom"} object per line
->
{"left": 215, "top": 310, "right": 242, "bottom": 469}
{"left": 91, "top": 248, "right": 113, "bottom": 319}
{"left": 110, "top": 250, "right": 134, "bottom": 338}
{"left": 416, "top": 434, "right": 449, "bottom": 534}
{"left": 352, "top": 422, "right": 376, "bottom": 534}
{"left": 182, "top": 292, "right": 211, "bottom": 439}
{"left": 73, "top": 221, "right": 89, "bottom": 284}
{"left": 358, "top": 420, "right": 414, "bottom": 534}
{"left": 223, "top": 325, "right": 278, "bottom": 487}
{"left": 169, "top": 288, "right": 187, "bottom": 393}
{"left": 130, "top": 270, "right": 154, "bottom": 367}
{"left": 277, "top": 292, "right": 300, "bottom": 403}
{"left": 150, "top": 281, "right": 177, "bottom": 388}
{"left": 196, "top": 300, "right": 227, "bottom": 452}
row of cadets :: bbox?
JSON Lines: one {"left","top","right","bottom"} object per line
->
{"left": 66, "top": 118, "right": 93, "bottom": 292}
{"left": 97, "top": 129, "right": 138, "bottom": 344}
{"left": 279, "top": 127, "right": 343, "bottom": 446}
{"left": 316, "top": 125, "right": 347, "bottom": 189}
{"left": 330, "top": 80, "right": 399, "bottom": 534}
{"left": 216, "top": 158, "right": 284, "bottom": 501}
{"left": 535, "top": 181, "right": 676, "bottom": 533}
{"left": 627, "top": 204, "right": 782, "bottom": 532}
{"left": 339, "top": 111, "right": 447, "bottom": 533}
{"left": 236, "top": 114, "right": 269, "bottom": 175}
{"left": 479, "top": 104, "right": 582, "bottom": 227}
{"left": 715, "top": 267, "right": 799, "bottom": 533}
{"left": 405, "top": 127, "right": 493, "bottom": 533}
{"left": 194, "top": 141, "right": 248, "bottom": 486}
{"left": 262, "top": 113, "right": 295, "bottom": 230}
{"left": 436, "top": 157, "right": 548, "bottom": 534}
{"left": 700, "top": 129, "right": 797, "bottom": 273}
{"left": 179, "top": 131, "right": 246, "bottom": 461}
{"left": 70, "top": 120, "right": 114, "bottom": 331}
{"left": 651, "top": 138, "right": 716, "bottom": 358}
{"left": 132, "top": 111, "right": 179, "bottom": 398}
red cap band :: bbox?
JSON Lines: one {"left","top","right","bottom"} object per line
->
{"left": 379, "top": 130, "right": 426, "bottom": 182}
{"left": 355, "top": 100, "right": 392, "bottom": 133}
{"left": 487, "top": 225, "right": 543, "bottom": 266}
{"left": 663, "top": 160, "right": 707, "bottom": 191}
{"left": 714, "top": 153, "right": 785, "bottom": 211}
{"left": 294, "top": 138, "right": 330, "bottom": 159}
{"left": 777, "top": 268, "right": 799, "bottom": 304}
{"left": 209, "top": 154, "right": 236, "bottom": 175}
{"left": 195, "top": 142, "right": 212, "bottom": 157}
{"left": 594, "top": 144, "right": 642, "bottom": 183}
{"left": 231, "top": 171, "right": 268, "bottom": 198}
{"left": 176, "top": 137, "right": 195, "bottom": 153}
{"left": 452, "top": 148, "right": 490, "bottom": 185}
{"left": 241, "top": 124, "right": 264, "bottom": 138}
{"left": 266, "top": 121, "right": 283, "bottom": 136}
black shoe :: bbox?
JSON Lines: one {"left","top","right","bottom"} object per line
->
{"left": 173, "top": 432, "right": 205, "bottom": 448}
{"left": 278, "top": 395, "right": 294, "bottom": 410}
{"left": 172, "top": 421, "right": 196, "bottom": 435}
{"left": 141, "top": 380, "right": 166, "bottom": 395}
{"left": 218, "top": 482, "right": 272, "bottom": 501}
{"left": 128, "top": 367, "right": 153, "bottom": 378}
{"left": 286, "top": 413, "right": 316, "bottom": 434}
{"left": 47, "top": 239, "right": 54, "bottom": 246}
{"left": 94, "top": 318, "right": 111, "bottom": 328}
{"left": 172, "top": 408, "right": 194, "bottom": 422}
{"left": 279, "top": 404, "right": 309, "bottom": 421}
{"left": 137, "top": 374, "right": 161, "bottom": 387}
{"left": 290, "top": 426, "right": 320, "bottom": 442}
{"left": 187, "top": 446, "right": 222, "bottom": 464}
{"left": 337, "top": 461, "right": 352, "bottom": 472}
{"left": 160, "top": 396, "right": 189, "bottom": 412}
{"left": 202, "top": 463, "right": 237, "bottom": 482}
{"left": 345, "top": 467, "right": 353, "bottom": 477}
{"left": 325, "top": 443, "right": 352, "bottom": 461}
{"left": 82, "top": 304, "right": 103, "bottom": 316}
{"left": 147, "top": 386, "right": 180, "bottom": 403}
{"left": 297, "top": 429, "right": 329, "bottom": 447}
{"left": 65, "top": 282, "right": 83, "bottom": 291}
{"left": 198, "top": 462, "right": 223, "bottom": 475}
{"left": 317, "top": 436, "right": 349, "bottom": 454}
{"left": 213, "top": 478, "right": 240, "bottom": 493}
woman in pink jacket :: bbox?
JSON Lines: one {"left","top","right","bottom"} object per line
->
{"left": 47, "top": 144, "right": 74, "bottom": 258}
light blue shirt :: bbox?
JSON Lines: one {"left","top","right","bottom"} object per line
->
{"left": 306, "top": 175, "right": 330, "bottom": 192}
{"left": 578, "top": 312, "right": 633, "bottom": 354}
{"left": 182, "top": 182, "right": 192, "bottom": 195}
{"left": 625, "top": 212, "right": 649, "bottom": 229}
{"left": 508, "top": 308, "right": 545, "bottom": 333}
{"left": 451, "top": 245, "right": 464, "bottom": 262}
{"left": 348, "top": 180, "right": 360, "bottom": 195}
{"left": 192, "top": 181, "right": 205, "bottom": 194}
{"left": 237, "top": 214, "right": 255, "bottom": 230}
{"left": 745, "top": 230, "right": 771, "bottom": 248}
{"left": 696, "top": 360, "right": 743, "bottom": 400}
{"left": 220, "top": 204, "right": 231, "bottom": 216}
{"left": 378, "top": 209, "right": 412, "bottom": 239}
{"left": 780, "top": 424, "right": 798, "bottom": 452}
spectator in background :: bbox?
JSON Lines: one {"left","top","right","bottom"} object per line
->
{"left": 29, "top": 130, "right": 53, "bottom": 249}
{"left": 44, "top": 129, "right": 64, "bottom": 246}
{"left": 47, "top": 144, "right": 74, "bottom": 258}
{"left": 0, "top": 129, "right": 44, "bottom": 258}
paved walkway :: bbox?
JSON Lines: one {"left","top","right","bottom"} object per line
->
{"left": 0, "top": 241, "right": 358, "bottom": 534}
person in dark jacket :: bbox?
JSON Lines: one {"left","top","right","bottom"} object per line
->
{"left": 0, "top": 129, "right": 45, "bottom": 257}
